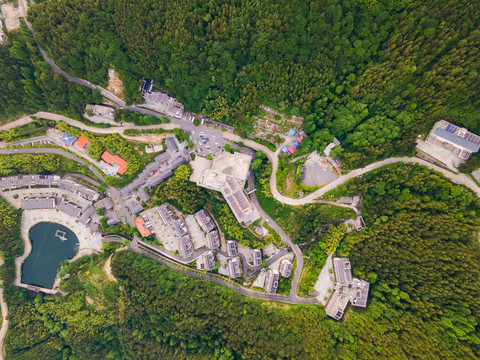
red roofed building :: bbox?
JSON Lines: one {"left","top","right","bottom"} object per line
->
{"left": 288, "top": 145, "right": 297, "bottom": 154}
{"left": 135, "top": 216, "right": 152, "bottom": 237}
{"left": 75, "top": 136, "right": 90, "bottom": 151}
{"left": 298, "top": 134, "right": 306, "bottom": 143}
{"left": 101, "top": 151, "right": 128, "bottom": 175}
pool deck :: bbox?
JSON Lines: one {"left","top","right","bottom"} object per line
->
{"left": 14, "top": 210, "right": 103, "bottom": 293}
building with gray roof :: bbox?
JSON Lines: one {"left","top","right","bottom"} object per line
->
{"left": 252, "top": 249, "right": 262, "bottom": 266}
{"left": 21, "top": 198, "right": 55, "bottom": 210}
{"left": 226, "top": 240, "right": 237, "bottom": 256}
{"left": 228, "top": 257, "right": 242, "bottom": 278}
{"left": 206, "top": 231, "right": 220, "bottom": 249}
{"left": 58, "top": 200, "right": 81, "bottom": 218}
{"left": 279, "top": 259, "right": 293, "bottom": 278}
{"left": 127, "top": 201, "right": 144, "bottom": 215}
{"left": 195, "top": 209, "right": 214, "bottom": 233}
{"left": 107, "top": 217, "right": 120, "bottom": 226}
{"left": 325, "top": 257, "right": 370, "bottom": 321}
{"left": 165, "top": 137, "right": 179, "bottom": 152}
{"left": 138, "top": 187, "right": 150, "bottom": 202}
{"left": 199, "top": 251, "right": 215, "bottom": 271}
{"left": 178, "top": 235, "right": 193, "bottom": 258}
{"left": 78, "top": 205, "right": 96, "bottom": 225}
{"left": 264, "top": 270, "right": 279, "bottom": 294}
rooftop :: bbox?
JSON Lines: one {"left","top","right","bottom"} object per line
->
{"left": 101, "top": 151, "right": 128, "bottom": 175}
{"left": 60, "top": 132, "right": 77, "bottom": 146}
{"left": 21, "top": 197, "right": 55, "bottom": 210}
{"left": 207, "top": 231, "right": 220, "bottom": 249}
{"left": 135, "top": 216, "right": 152, "bottom": 237}
{"left": 195, "top": 209, "right": 215, "bottom": 233}
{"left": 75, "top": 136, "right": 90, "bottom": 149}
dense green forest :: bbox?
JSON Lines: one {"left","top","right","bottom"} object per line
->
{"left": 25, "top": 0, "right": 480, "bottom": 167}
{"left": 0, "top": 24, "right": 101, "bottom": 123}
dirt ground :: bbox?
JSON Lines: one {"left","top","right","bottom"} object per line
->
{"left": 252, "top": 105, "right": 304, "bottom": 140}
{"left": 1, "top": 3, "right": 21, "bottom": 31}
{"left": 103, "top": 254, "right": 118, "bottom": 282}
{"left": 107, "top": 68, "right": 124, "bottom": 99}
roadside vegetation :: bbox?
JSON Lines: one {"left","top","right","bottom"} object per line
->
{"left": 0, "top": 153, "right": 97, "bottom": 180}
{"left": 253, "top": 152, "right": 351, "bottom": 243}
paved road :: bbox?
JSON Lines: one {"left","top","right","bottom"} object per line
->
{"left": 131, "top": 241, "right": 318, "bottom": 305}
{"left": 224, "top": 133, "right": 480, "bottom": 203}
{"left": 0, "top": 112, "right": 178, "bottom": 134}
{"left": 0, "top": 148, "right": 105, "bottom": 182}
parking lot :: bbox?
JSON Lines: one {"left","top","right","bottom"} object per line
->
{"left": 188, "top": 128, "right": 226, "bottom": 157}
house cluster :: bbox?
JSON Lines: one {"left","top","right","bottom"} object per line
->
{"left": 256, "top": 259, "right": 292, "bottom": 294}
{"left": 196, "top": 152, "right": 260, "bottom": 225}
{"left": 0, "top": 174, "right": 101, "bottom": 234}
{"left": 157, "top": 204, "right": 193, "bottom": 258}
{"left": 325, "top": 258, "right": 370, "bottom": 320}
{"left": 194, "top": 209, "right": 219, "bottom": 271}
{"left": 141, "top": 78, "right": 184, "bottom": 119}
{"left": 282, "top": 129, "right": 307, "bottom": 155}
{"left": 58, "top": 131, "right": 128, "bottom": 175}
{"left": 94, "top": 197, "right": 120, "bottom": 226}
{"left": 119, "top": 135, "right": 187, "bottom": 216}
{"left": 417, "top": 119, "right": 480, "bottom": 170}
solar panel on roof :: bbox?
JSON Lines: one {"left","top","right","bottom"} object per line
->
{"left": 446, "top": 124, "right": 452, "bottom": 132}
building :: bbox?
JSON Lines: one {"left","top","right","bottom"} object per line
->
{"left": 206, "top": 231, "right": 220, "bottom": 249}
{"left": 288, "top": 144, "right": 297, "bottom": 154}
{"left": 127, "top": 201, "right": 144, "bottom": 215}
{"left": 195, "top": 152, "right": 260, "bottom": 225}
{"left": 354, "top": 215, "right": 365, "bottom": 231}
{"left": 324, "top": 258, "right": 370, "bottom": 321}
{"left": 279, "top": 259, "right": 293, "bottom": 278}
{"left": 135, "top": 216, "right": 153, "bottom": 237}
{"left": 21, "top": 197, "right": 55, "bottom": 210}
{"left": 58, "top": 200, "right": 81, "bottom": 218}
{"left": 78, "top": 205, "right": 96, "bottom": 225}
{"left": 417, "top": 120, "right": 480, "bottom": 170}
{"left": 264, "top": 270, "right": 279, "bottom": 294}
{"left": 252, "top": 249, "right": 262, "bottom": 266}
{"left": 195, "top": 209, "right": 214, "bottom": 233}
{"left": 101, "top": 151, "right": 128, "bottom": 175}
{"left": 60, "top": 132, "right": 77, "bottom": 146}
{"left": 178, "top": 235, "right": 193, "bottom": 257}
{"left": 158, "top": 204, "right": 174, "bottom": 226}
{"left": 228, "top": 257, "right": 242, "bottom": 278}
{"left": 199, "top": 251, "right": 215, "bottom": 271}
{"left": 288, "top": 128, "right": 296, "bottom": 137}
{"left": 226, "top": 240, "right": 237, "bottom": 256}
{"left": 75, "top": 136, "right": 90, "bottom": 152}
{"left": 141, "top": 78, "right": 153, "bottom": 94}
{"left": 85, "top": 104, "right": 115, "bottom": 118}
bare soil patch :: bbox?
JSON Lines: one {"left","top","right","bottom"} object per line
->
{"left": 103, "top": 254, "right": 117, "bottom": 282}
{"left": 107, "top": 68, "right": 124, "bottom": 99}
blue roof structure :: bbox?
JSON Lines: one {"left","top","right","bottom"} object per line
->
{"left": 60, "top": 132, "right": 77, "bottom": 146}
{"left": 294, "top": 141, "right": 300, "bottom": 147}
{"left": 282, "top": 146, "right": 288, "bottom": 153}
{"left": 288, "top": 128, "right": 296, "bottom": 137}
{"left": 435, "top": 128, "right": 480, "bottom": 153}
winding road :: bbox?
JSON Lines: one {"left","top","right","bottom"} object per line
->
{"left": 7, "top": 0, "right": 480, "bottom": 309}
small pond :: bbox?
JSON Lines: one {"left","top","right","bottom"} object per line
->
{"left": 21, "top": 222, "right": 78, "bottom": 289}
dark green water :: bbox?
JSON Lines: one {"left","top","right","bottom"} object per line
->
{"left": 21, "top": 222, "right": 78, "bottom": 289}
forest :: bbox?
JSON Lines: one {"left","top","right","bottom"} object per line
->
{"left": 20, "top": 0, "right": 480, "bottom": 168}
{"left": 0, "top": 164, "right": 478, "bottom": 358}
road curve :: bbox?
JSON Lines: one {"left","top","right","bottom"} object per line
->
{"left": 223, "top": 133, "right": 480, "bottom": 203}
{"left": 131, "top": 243, "right": 318, "bottom": 305}
{"left": 0, "top": 112, "right": 178, "bottom": 135}
{"left": 0, "top": 148, "right": 105, "bottom": 182}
